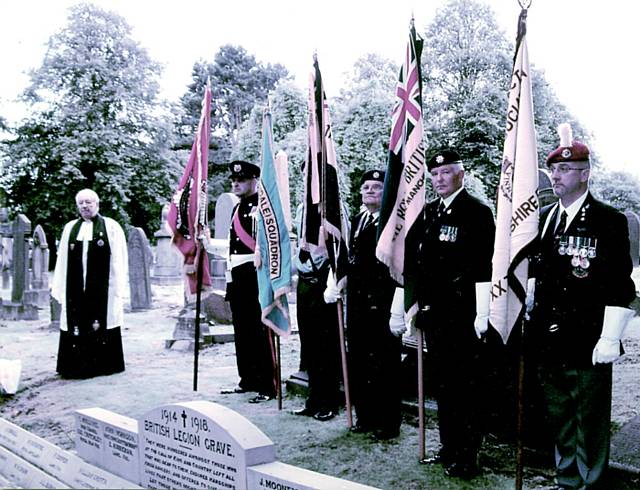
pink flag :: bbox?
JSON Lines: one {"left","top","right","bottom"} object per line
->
{"left": 167, "top": 81, "right": 212, "bottom": 296}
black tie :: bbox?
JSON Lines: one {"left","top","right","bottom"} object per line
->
{"left": 437, "top": 201, "right": 446, "bottom": 218}
{"left": 554, "top": 210, "right": 567, "bottom": 237}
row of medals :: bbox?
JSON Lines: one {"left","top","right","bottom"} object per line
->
{"left": 557, "top": 235, "right": 597, "bottom": 278}
{"left": 439, "top": 225, "right": 458, "bottom": 242}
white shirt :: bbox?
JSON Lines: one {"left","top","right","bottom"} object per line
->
{"left": 51, "top": 216, "right": 129, "bottom": 331}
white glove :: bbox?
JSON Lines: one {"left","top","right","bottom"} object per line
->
{"left": 474, "top": 282, "right": 491, "bottom": 339}
{"left": 389, "top": 287, "right": 408, "bottom": 337}
{"left": 525, "top": 277, "right": 535, "bottom": 314}
{"left": 323, "top": 271, "right": 343, "bottom": 304}
{"left": 592, "top": 306, "right": 634, "bottom": 364}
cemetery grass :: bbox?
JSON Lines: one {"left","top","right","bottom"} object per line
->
{"left": 1, "top": 281, "right": 640, "bottom": 490}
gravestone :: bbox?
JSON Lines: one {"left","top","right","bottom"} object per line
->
{"left": 206, "top": 238, "right": 230, "bottom": 293}
{"left": 165, "top": 308, "right": 213, "bottom": 350}
{"left": 128, "top": 227, "right": 153, "bottom": 311}
{"left": 49, "top": 298, "right": 61, "bottom": 330}
{"left": 624, "top": 211, "right": 639, "bottom": 267}
{"left": 10, "top": 214, "right": 30, "bottom": 304}
{"left": 247, "top": 461, "right": 379, "bottom": 490}
{"left": 152, "top": 204, "right": 183, "bottom": 285}
{"left": 0, "top": 215, "right": 38, "bottom": 320}
{"left": 213, "top": 193, "right": 239, "bottom": 240}
{"left": 537, "top": 168, "right": 557, "bottom": 208}
{"left": 23, "top": 224, "right": 50, "bottom": 309}
{"left": 0, "top": 208, "right": 11, "bottom": 290}
{"left": 139, "top": 401, "right": 275, "bottom": 489}
{"left": 0, "top": 417, "right": 138, "bottom": 489}
{"left": 74, "top": 408, "right": 139, "bottom": 483}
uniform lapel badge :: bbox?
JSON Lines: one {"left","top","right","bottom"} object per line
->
{"left": 70, "top": 243, "right": 75, "bottom": 251}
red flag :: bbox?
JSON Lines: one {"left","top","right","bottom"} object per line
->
{"left": 167, "top": 81, "right": 212, "bottom": 296}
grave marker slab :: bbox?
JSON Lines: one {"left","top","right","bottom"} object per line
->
{"left": 214, "top": 193, "right": 239, "bottom": 239}
{"left": 75, "top": 407, "right": 140, "bottom": 483}
{"left": 139, "top": 401, "right": 275, "bottom": 489}
{"left": 248, "top": 461, "right": 380, "bottom": 490}
{"left": 128, "top": 227, "right": 153, "bottom": 310}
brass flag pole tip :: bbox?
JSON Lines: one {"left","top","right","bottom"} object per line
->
{"left": 518, "top": 0, "right": 532, "bottom": 9}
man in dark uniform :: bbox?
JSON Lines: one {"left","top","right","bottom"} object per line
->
{"left": 325, "top": 169, "right": 404, "bottom": 441}
{"left": 291, "top": 204, "right": 342, "bottom": 421}
{"left": 223, "top": 160, "right": 276, "bottom": 404}
{"left": 408, "top": 150, "right": 495, "bottom": 479}
{"left": 529, "top": 124, "right": 636, "bottom": 489}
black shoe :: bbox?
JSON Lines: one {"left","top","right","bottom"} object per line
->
{"left": 370, "top": 429, "right": 400, "bottom": 441}
{"left": 313, "top": 410, "right": 336, "bottom": 422}
{"left": 444, "top": 462, "right": 480, "bottom": 480}
{"left": 420, "top": 454, "right": 445, "bottom": 465}
{"left": 248, "top": 394, "right": 274, "bottom": 404}
{"left": 220, "top": 386, "right": 248, "bottom": 394}
{"left": 291, "top": 407, "right": 315, "bottom": 417}
{"left": 349, "top": 424, "right": 371, "bottom": 434}
{"left": 420, "top": 450, "right": 452, "bottom": 466}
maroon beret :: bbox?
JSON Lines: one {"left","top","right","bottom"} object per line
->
{"left": 546, "top": 123, "right": 590, "bottom": 166}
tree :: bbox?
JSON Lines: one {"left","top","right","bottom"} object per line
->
{"left": 590, "top": 168, "right": 640, "bottom": 216}
{"left": 421, "top": 0, "right": 590, "bottom": 197}
{"left": 333, "top": 54, "right": 398, "bottom": 212}
{"left": 0, "top": 3, "right": 180, "bottom": 239}
{"left": 178, "top": 46, "right": 289, "bottom": 163}
{"left": 232, "top": 79, "right": 307, "bottom": 212}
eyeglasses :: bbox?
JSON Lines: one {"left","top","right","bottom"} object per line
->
{"left": 361, "top": 183, "right": 384, "bottom": 192}
{"left": 549, "top": 164, "right": 587, "bottom": 175}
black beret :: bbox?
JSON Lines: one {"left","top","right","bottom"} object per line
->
{"left": 427, "top": 150, "right": 462, "bottom": 171}
{"left": 229, "top": 160, "right": 260, "bottom": 179}
{"left": 360, "top": 169, "right": 385, "bottom": 185}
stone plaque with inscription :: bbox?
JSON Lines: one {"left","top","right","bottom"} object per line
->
{"left": 75, "top": 407, "right": 140, "bottom": 483}
{"left": 139, "top": 401, "right": 276, "bottom": 489}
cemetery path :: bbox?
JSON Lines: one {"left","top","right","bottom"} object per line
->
{"left": 1, "top": 282, "right": 640, "bottom": 489}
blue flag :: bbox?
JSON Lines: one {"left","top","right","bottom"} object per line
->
{"left": 256, "top": 110, "right": 292, "bottom": 336}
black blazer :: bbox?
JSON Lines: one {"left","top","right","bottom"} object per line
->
{"left": 530, "top": 192, "right": 635, "bottom": 366}
{"left": 407, "top": 188, "right": 495, "bottom": 326}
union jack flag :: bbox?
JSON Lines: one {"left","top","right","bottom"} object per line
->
{"left": 376, "top": 20, "right": 426, "bottom": 318}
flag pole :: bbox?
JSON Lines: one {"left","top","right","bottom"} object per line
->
{"left": 416, "top": 328, "right": 426, "bottom": 461}
{"left": 192, "top": 239, "right": 205, "bottom": 391}
{"left": 336, "top": 298, "right": 352, "bottom": 427}
{"left": 515, "top": 316, "right": 526, "bottom": 490}
{"left": 276, "top": 332, "right": 282, "bottom": 410}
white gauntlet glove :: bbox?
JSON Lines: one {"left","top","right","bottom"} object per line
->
{"left": 474, "top": 282, "right": 491, "bottom": 339}
{"left": 592, "top": 306, "right": 634, "bottom": 364}
{"left": 323, "top": 271, "right": 343, "bottom": 304}
{"left": 389, "top": 287, "right": 408, "bottom": 337}
{"left": 525, "top": 277, "right": 535, "bottom": 314}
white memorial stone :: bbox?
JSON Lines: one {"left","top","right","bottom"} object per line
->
{"left": 0, "top": 445, "right": 67, "bottom": 489}
{"left": 75, "top": 407, "right": 140, "bottom": 483}
{"left": 247, "top": 461, "right": 380, "bottom": 490}
{"left": 0, "top": 416, "right": 138, "bottom": 489}
{"left": 139, "top": 400, "right": 276, "bottom": 489}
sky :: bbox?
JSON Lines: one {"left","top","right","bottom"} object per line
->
{"left": 1, "top": 0, "right": 639, "bottom": 177}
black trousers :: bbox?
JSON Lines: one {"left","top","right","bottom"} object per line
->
{"left": 227, "top": 262, "right": 276, "bottom": 396}
{"left": 538, "top": 363, "right": 612, "bottom": 489}
{"left": 296, "top": 272, "right": 342, "bottom": 412}
{"left": 347, "top": 306, "right": 402, "bottom": 434}
{"left": 423, "top": 315, "right": 483, "bottom": 465}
